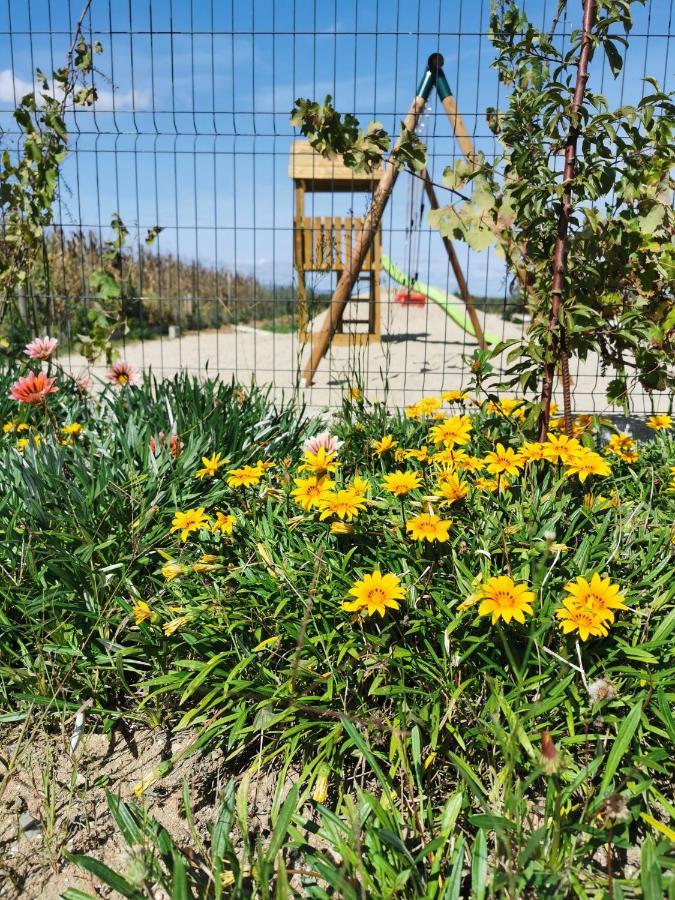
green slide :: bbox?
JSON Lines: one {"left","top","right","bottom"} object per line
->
{"left": 381, "top": 253, "right": 499, "bottom": 345}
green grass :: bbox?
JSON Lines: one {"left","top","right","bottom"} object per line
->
{"left": 1, "top": 359, "right": 674, "bottom": 898}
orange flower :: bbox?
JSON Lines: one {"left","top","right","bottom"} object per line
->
{"left": 9, "top": 371, "right": 58, "bottom": 405}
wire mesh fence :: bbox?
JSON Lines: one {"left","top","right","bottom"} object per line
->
{"left": 1, "top": 0, "right": 673, "bottom": 411}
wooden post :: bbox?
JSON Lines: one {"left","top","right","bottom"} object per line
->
{"left": 301, "top": 93, "right": 429, "bottom": 386}
{"left": 440, "top": 95, "right": 476, "bottom": 163}
{"left": 421, "top": 170, "right": 486, "bottom": 350}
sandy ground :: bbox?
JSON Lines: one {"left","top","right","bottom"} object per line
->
{"left": 60, "top": 292, "right": 667, "bottom": 415}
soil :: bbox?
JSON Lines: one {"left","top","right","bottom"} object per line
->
{"left": 0, "top": 718, "right": 281, "bottom": 899}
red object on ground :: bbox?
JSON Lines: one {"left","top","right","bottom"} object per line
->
{"left": 394, "top": 289, "right": 426, "bottom": 305}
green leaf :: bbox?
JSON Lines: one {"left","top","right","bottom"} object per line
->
{"left": 63, "top": 852, "right": 145, "bottom": 899}
{"left": 600, "top": 700, "right": 643, "bottom": 794}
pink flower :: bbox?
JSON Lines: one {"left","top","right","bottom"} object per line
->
{"left": 303, "top": 430, "right": 341, "bottom": 456}
{"left": 10, "top": 371, "right": 58, "bottom": 404}
{"left": 149, "top": 431, "right": 184, "bottom": 458}
{"left": 24, "top": 335, "right": 58, "bottom": 360}
{"left": 106, "top": 361, "right": 138, "bottom": 387}
{"left": 74, "top": 372, "right": 92, "bottom": 393}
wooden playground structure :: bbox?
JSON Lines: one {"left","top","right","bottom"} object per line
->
{"left": 288, "top": 141, "right": 383, "bottom": 345}
{"left": 289, "top": 53, "right": 488, "bottom": 386}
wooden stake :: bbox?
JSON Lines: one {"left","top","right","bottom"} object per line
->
{"left": 301, "top": 94, "right": 428, "bottom": 386}
{"left": 440, "top": 95, "right": 476, "bottom": 163}
{"left": 421, "top": 170, "right": 486, "bottom": 351}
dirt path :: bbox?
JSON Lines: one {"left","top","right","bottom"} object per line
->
{"left": 59, "top": 293, "right": 666, "bottom": 414}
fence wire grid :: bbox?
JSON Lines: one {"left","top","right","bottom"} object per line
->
{"left": 1, "top": 0, "right": 673, "bottom": 412}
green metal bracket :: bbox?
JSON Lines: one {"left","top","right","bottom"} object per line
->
{"left": 416, "top": 53, "right": 453, "bottom": 101}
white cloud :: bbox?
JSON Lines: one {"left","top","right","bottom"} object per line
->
{"left": 0, "top": 68, "right": 150, "bottom": 111}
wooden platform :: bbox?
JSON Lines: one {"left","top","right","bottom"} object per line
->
{"left": 288, "top": 140, "right": 382, "bottom": 191}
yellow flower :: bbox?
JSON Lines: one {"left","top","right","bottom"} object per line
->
{"left": 441, "top": 390, "right": 468, "bottom": 403}
{"left": 330, "top": 521, "right": 354, "bottom": 535}
{"left": 474, "top": 476, "right": 509, "bottom": 493}
{"left": 646, "top": 414, "right": 671, "bottom": 431}
{"left": 488, "top": 398, "right": 526, "bottom": 420}
{"left": 556, "top": 603, "right": 608, "bottom": 640}
{"left": 161, "top": 561, "right": 185, "bottom": 580}
{"left": 193, "top": 558, "right": 221, "bottom": 573}
{"left": 604, "top": 433, "right": 637, "bottom": 462}
{"left": 61, "top": 423, "right": 82, "bottom": 437}
{"left": 404, "top": 445, "right": 432, "bottom": 463}
{"left": 318, "top": 489, "right": 367, "bottom": 521}
{"left": 394, "top": 448, "right": 408, "bottom": 464}
{"left": 483, "top": 443, "right": 524, "bottom": 477}
{"left": 564, "top": 449, "right": 611, "bottom": 483}
{"left": 342, "top": 571, "right": 405, "bottom": 618}
{"left": 350, "top": 475, "right": 370, "bottom": 496}
{"left": 212, "top": 512, "right": 236, "bottom": 535}
{"left": 542, "top": 433, "right": 582, "bottom": 464}
{"left": 416, "top": 396, "right": 443, "bottom": 416}
{"left": 433, "top": 473, "right": 468, "bottom": 505}
{"left": 349, "top": 386, "right": 363, "bottom": 401}
{"left": 196, "top": 451, "right": 227, "bottom": 479}
{"left": 297, "top": 446, "right": 339, "bottom": 475}
{"left": 471, "top": 575, "right": 535, "bottom": 625}
{"left": 312, "top": 764, "right": 330, "bottom": 803}
{"left": 562, "top": 573, "right": 627, "bottom": 624}
{"left": 291, "top": 475, "right": 334, "bottom": 510}
{"left": 381, "top": 470, "right": 422, "bottom": 496}
{"left": 429, "top": 415, "right": 473, "bottom": 448}
{"left": 372, "top": 435, "right": 397, "bottom": 455}
{"left": 170, "top": 507, "right": 212, "bottom": 541}
{"left": 163, "top": 615, "right": 191, "bottom": 636}
{"left": 131, "top": 600, "right": 154, "bottom": 626}
{"left": 16, "top": 423, "right": 30, "bottom": 432}
{"left": 519, "top": 441, "right": 546, "bottom": 463}
{"left": 405, "top": 401, "right": 422, "bottom": 419}
{"left": 406, "top": 513, "right": 451, "bottom": 543}
{"left": 2, "top": 421, "right": 16, "bottom": 433}
{"left": 227, "top": 463, "right": 265, "bottom": 487}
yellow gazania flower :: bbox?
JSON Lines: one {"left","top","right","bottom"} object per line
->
{"left": 381, "top": 470, "right": 422, "bottom": 496}
{"left": 291, "top": 475, "right": 334, "bottom": 511}
{"left": 193, "top": 554, "right": 221, "bottom": 573}
{"left": 212, "top": 512, "right": 236, "bottom": 535}
{"left": 488, "top": 398, "right": 527, "bottom": 420}
{"left": 297, "top": 446, "right": 339, "bottom": 475}
{"left": 564, "top": 449, "right": 611, "bottom": 483}
{"left": 483, "top": 443, "right": 524, "bottom": 477}
{"left": 441, "top": 390, "right": 468, "bottom": 404}
{"left": 433, "top": 473, "right": 468, "bottom": 505}
{"left": 519, "top": 441, "right": 546, "bottom": 463}
{"left": 163, "top": 614, "right": 191, "bottom": 636}
{"left": 405, "top": 401, "right": 422, "bottom": 419}
{"left": 61, "top": 423, "right": 83, "bottom": 437}
{"left": 350, "top": 475, "right": 370, "bottom": 497}
{"left": 2, "top": 421, "right": 16, "bottom": 433}
{"left": 161, "top": 561, "right": 184, "bottom": 580}
{"left": 330, "top": 521, "right": 354, "bottom": 535}
{"left": 429, "top": 415, "right": 473, "bottom": 448}
{"left": 196, "top": 451, "right": 228, "bottom": 479}
{"left": 394, "top": 448, "right": 408, "bottom": 464}
{"left": 562, "top": 573, "right": 627, "bottom": 624}
{"left": 131, "top": 600, "right": 154, "bottom": 626}
{"left": 342, "top": 571, "right": 405, "bottom": 618}
{"left": 318, "top": 489, "right": 367, "bottom": 521}
{"left": 404, "top": 445, "right": 432, "bottom": 463}
{"left": 416, "top": 396, "right": 443, "bottom": 416}
{"left": 604, "top": 433, "right": 636, "bottom": 461}
{"left": 453, "top": 453, "right": 484, "bottom": 473}
{"left": 348, "top": 386, "right": 363, "bottom": 401}
{"left": 474, "top": 476, "right": 510, "bottom": 493}
{"left": 646, "top": 414, "right": 672, "bottom": 431}
{"left": 556, "top": 602, "right": 609, "bottom": 641}
{"left": 16, "top": 423, "right": 31, "bottom": 433}
{"left": 575, "top": 414, "right": 594, "bottom": 432}
{"left": 372, "top": 434, "right": 397, "bottom": 456}
{"left": 406, "top": 513, "right": 451, "bottom": 543}
{"left": 471, "top": 575, "right": 536, "bottom": 625}
{"left": 542, "top": 433, "right": 582, "bottom": 464}
{"left": 227, "top": 463, "right": 265, "bottom": 488}
{"left": 170, "top": 507, "right": 212, "bottom": 541}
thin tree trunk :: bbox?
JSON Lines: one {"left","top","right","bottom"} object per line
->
{"left": 538, "top": 0, "right": 596, "bottom": 440}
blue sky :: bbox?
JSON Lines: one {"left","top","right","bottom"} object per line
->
{"left": 1, "top": 0, "right": 673, "bottom": 298}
